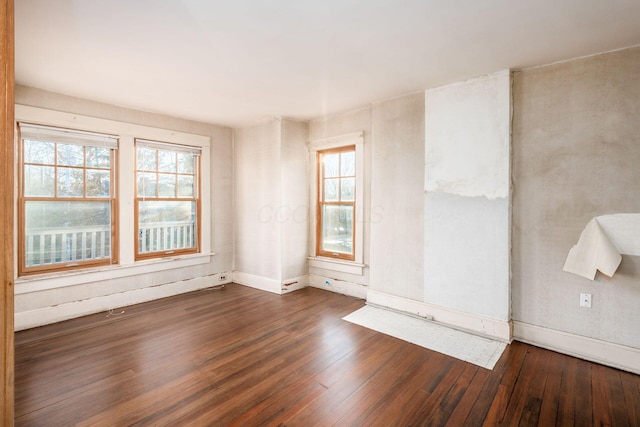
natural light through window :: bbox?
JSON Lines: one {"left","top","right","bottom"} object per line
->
{"left": 18, "top": 123, "right": 118, "bottom": 275}
{"left": 316, "top": 146, "right": 356, "bottom": 261}
{"left": 135, "top": 139, "right": 201, "bottom": 260}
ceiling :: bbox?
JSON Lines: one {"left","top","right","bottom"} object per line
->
{"left": 14, "top": 0, "right": 640, "bottom": 128}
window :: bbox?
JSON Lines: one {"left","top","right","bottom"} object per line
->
{"left": 135, "top": 139, "right": 201, "bottom": 260}
{"left": 18, "top": 123, "right": 118, "bottom": 275}
{"left": 316, "top": 146, "right": 356, "bottom": 261}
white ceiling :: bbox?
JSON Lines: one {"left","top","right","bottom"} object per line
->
{"left": 15, "top": 0, "right": 640, "bottom": 127}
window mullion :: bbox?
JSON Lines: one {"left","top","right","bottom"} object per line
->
{"left": 82, "top": 146, "right": 87, "bottom": 198}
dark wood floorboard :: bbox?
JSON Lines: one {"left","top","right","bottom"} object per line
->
{"left": 14, "top": 284, "right": 640, "bottom": 426}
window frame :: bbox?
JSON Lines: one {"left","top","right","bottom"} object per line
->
{"left": 309, "top": 132, "right": 364, "bottom": 268}
{"left": 17, "top": 123, "right": 119, "bottom": 276}
{"left": 134, "top": 139, "right": 202, "bottom": 261}
{"left": 14, "top": 105, "right": 213, "bottom": 286}
{"left": 316, "top": 145, "right": 356, "bottom": 261}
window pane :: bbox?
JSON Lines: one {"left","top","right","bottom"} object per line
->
{"left": 324, "top": 178, "right": 339, "bottom": 202}
{"left": 158, "top": 150, "right": 176, "bottom": 173}
{"left": 86, "top": 169, "right": 110, "bottom": 198}
{"left": 137, "top": 172, "right": 157, "bottom": 197}
{"left": 341, "top": 177, "right": 355, "bottom": 201}
{"left": 177, "top": 175, "right": 194, "bottom": 198}
{"left": 86, "top": 146, "right": 111, "bottom": 168}
{"left": 340, "top": 151, "right": 355, "bottom": 176}
{"left": 24, "top": 201, "right": 111, "bottom": 267}
{"left": 137, "top": 147, "right": 157, "bottom": 171}
{"left": 57, "top": 167, "right": 84, "bottom": 197}
{"left": 323, "top": 153, "right": 339, "bottom": 178}
{"left": 24, "top": 140, "right": 55, "bottom": 164}
{"left": 57, "top": 143, "right": 84, "bottom": 167}
{"left": 138, "top": 201, "right": 196, "bottom": 253}
{"left": 321, "top": 204, "right": 353, "bottom": 255}
{"left": 178, "top": 153, "right": 194, "bottom": 174}
{"left": 24, "top": 165, "right": 55, "bottom": 197}
{"left": 158, "top": 173, "right": 177, "bottom": 197}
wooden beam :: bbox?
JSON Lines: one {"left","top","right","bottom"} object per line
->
{"left": 1, "top": 0, "right": 15, "bottom": 423}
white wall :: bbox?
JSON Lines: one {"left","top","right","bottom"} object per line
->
{"left": 233, "top": 118, "right": 309, "bottom": 293}
{"left": 233, "top": 120, "right": 282, "bottom": 282}
{"left": 369, "top": 93, "right": 425, "bottom": 301}
{"left": 13, "top": 86, "right": 234, "bottom": 330}
{"left": 423, "top": 70, "right": 511, "bottom": 335}
{"left": 280, "top": 119, "right": 310, "bottom": 281}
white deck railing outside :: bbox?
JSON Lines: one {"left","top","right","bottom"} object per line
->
{"left": 25, "top": 221, "right": 195, "bottom": 267}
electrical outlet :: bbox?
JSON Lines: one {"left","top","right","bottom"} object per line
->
{"left": 219, "top": 274, "right": 227, "bottom": 281}
{"left": 580, "top": 293, "right": 592, "bottom": 308}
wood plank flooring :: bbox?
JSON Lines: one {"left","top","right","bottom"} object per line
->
{"left": 14, "top": 284, "right": 640, "bottom": 426}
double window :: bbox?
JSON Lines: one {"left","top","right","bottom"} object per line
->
{"left": 316, "top": 146, "right": 356, "bottom": 261}
{"left": 18, "top": 124, "right": 118, "bottom": 275}
{"left": 17, "top": 123, "right": 202, "bottom": 276}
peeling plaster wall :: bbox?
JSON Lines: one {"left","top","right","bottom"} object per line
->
{"left": 512, "top": 47, "right": 640, "bottom": 348}
{"left": 425, "top": 70, "right": 511, "bottom": 199}
{"left": 369, "top": 93, "right": 425, "bottom": 300}
{"left": 424, "top": 71, "right": 511, "bottom": 322}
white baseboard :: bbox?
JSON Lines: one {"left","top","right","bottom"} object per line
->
{"left": 281, "top": 275, "right": 310, "bottom": 294}
{"left": 15, "top": 273, "right": 231, "bottom": 331}
{"left": 232, "top": 271, "right": 282, "bottom": 294}
{"left": 233, "top": 271, "right": 310, "bottom": 294}
{"left": 513, "top": 321, "right": 640, "bottom": 375}
{"left": 309, "top": 274, "right": 367, "bottom": 299}
{"left": 366, "top": 289, "right": 512, "bottom": 342}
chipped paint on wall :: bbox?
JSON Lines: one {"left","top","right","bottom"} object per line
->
{"left": 425, "top": 70, "right": 511, "bottom": 200}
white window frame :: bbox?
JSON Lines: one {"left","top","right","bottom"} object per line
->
{"left": 13, "top": 105, "right": 212, "bottom": 292}
{"left": 308, "top": 132, "right": 364, "bottom": 274}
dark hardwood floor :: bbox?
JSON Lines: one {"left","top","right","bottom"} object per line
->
{"left": 15, "top": 284, "right": 640, "bottom": 426}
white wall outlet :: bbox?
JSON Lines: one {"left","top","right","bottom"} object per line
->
{"left": 219, "top": 273, "right": 227, "bottom": 281}
{"left": 580, "top": 292, "right": 592, "bottom": 308}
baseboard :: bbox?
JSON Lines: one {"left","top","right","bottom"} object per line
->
{"left": 309, "top": 274, "right": 367, "bottom": 299}
{"left": 513, "top": 321, "right": 640, "bottom": 375}
{"left": 232, "top": 271, "right": 283, "bottom": 294}
{"left": 366, "top": 289, "right": 512, "bottom": 342}
{"left": 281, "top": 275, "right": 310, "bottom": 294}
{"left": 15, "top": 273, "right": 231, "bottom": 331}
